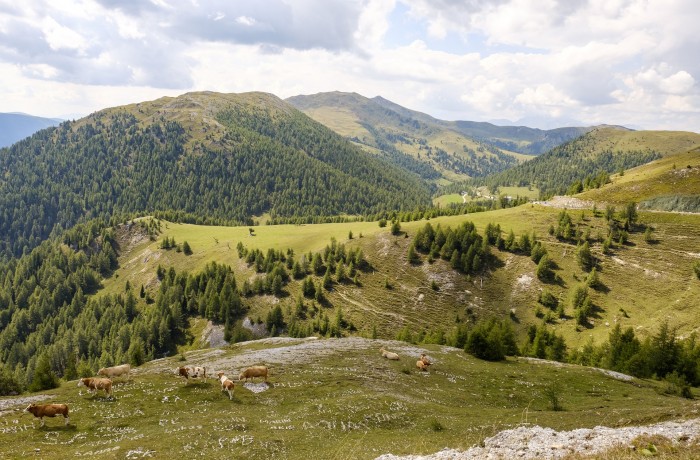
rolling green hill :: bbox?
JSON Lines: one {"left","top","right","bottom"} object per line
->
{"left": 455, "top": 127, "right": 700, "bottom": 199}
{"left": 102, "top": 207, "right": 699, "bottom": 352}
{"left": 578, "top": 146, "right": 700, "bottom": 212}
{"left": 0, "top": 91, "right": 432, "bottom": 258}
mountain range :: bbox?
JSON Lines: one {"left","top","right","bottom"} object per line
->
{"left": 287, "top": 91, "right": 600, "bottom": 183}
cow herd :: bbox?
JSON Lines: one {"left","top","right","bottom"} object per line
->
{"left": 24, "top": 362, "right": 270, "bottom": 427}
{"left": 24, "top": 348, "right": 429, "bottom": 428}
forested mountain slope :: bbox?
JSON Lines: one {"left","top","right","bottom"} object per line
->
{"left": 457, "top": 127, "right": 700, "bottom": 199}
{"left": 0, "top": 91, "right": 432, "bottom": 259}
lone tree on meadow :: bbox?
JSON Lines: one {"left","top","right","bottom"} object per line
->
{"left": 577, "top": 241, "right": 594, "bottom": 272}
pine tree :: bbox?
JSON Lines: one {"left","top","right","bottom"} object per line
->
{"left": 29, "top": 353, "right": 59, "bottom": 392}
{"left": 408, "top": 243, "right": 420, "bottom": 264}
{"left": 577, "top": 241, "right": 594, "bottom": 272}
{"left": 322, "top": 266, "right": 332, "bottom": 290}
{"left": 335, "top": 263, "right": 346, "bottom": 282}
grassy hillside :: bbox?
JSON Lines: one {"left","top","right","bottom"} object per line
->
{"left": 1, "top": 337, "right": 697, "bottom": 458}
{"left": 458, "top": 127, "right": 700, "bottom": 199}
{"left": 579, "top": 147, "right": 700, "bottom": 211}
{"left": 0, "top": 91, "right": 432, "bottom": 258}
{"left": 287, "top": 92, "right": 533, "bottom": 184}
{"left": 103, "top": 204, "right": 700, "bottom": 351}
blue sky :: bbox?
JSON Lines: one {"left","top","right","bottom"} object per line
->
{"left": 0, "top": 0, "right": 698, "bottom": 130}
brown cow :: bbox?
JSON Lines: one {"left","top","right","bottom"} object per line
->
{"left": 239, "top": 365, "right": 268, "bottom": 382}
{"left": 25, "top": 403, "right": 69, "bottom": 427}
{"left": 416, "top": 360, "right": 430, "bottom": 371}
{"left": 420, "top": 354, "right": 432, "bottom": 366}
{"left": 176, "top": 366, "right": 207, "bottom": 382}
{"left": 216, "top": 372, "right": 235, "bottom": 400}
{"left": 78, "top": 377, "right": 113, "bottom": 397}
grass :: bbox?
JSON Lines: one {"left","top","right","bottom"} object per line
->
{"left": 498, "top": 186, "right": 540, "bottom": 200}
{"left": 578, "top": 128, "right": 700, "bottom": 159}
{"left": 579, "top": 148, "right": 700, "bottom": 205}
{"left": 433, "top": 194, "right": 465, "bottom": 206}
{"left": 2, "top": 337, "right": 698, "bottom": 459}
{"left": 104, "top": 202, "right": 700, "bottom": 351}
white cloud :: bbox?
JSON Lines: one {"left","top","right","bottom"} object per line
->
{"left": 235, "top": 15, "right": 255, "bottom": 26}
{"left": 42, "top": 16, "right": 88, "bottom": 53}
{"left": 355, "top": 0, "right": 395, "bottom": 50}
{"left": 23, "top": 63, "right": 60, "bottom": 79}
{"left": 0, "top": 0, "right": 698, "bottom": 131}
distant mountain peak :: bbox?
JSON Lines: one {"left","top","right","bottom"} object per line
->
{"left": 0, "top": 112, "right": 63, "bottom": 148}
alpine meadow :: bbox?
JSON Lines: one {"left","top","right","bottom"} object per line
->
{"left": 1, "top": 78, "right": 700, "bottom": 460}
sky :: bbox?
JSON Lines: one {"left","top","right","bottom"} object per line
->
{"left": 0, "top": 0, "right": 698, "bottom": 130}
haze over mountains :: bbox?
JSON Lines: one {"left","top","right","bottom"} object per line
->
{"left": 0, "top": 113, "right": 62, "bottom": 148}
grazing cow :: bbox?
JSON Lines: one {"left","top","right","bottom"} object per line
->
{"left": 25, "top": 403, "right": 69, "bottom": 427}
{"left": 416, "top": 360, "right": 430, "bottom": 372}
{"left": 380, "top": 348, "right": 400, "bottom": 360}
{"left": 216, "top": 372, "right": 235, "bottom": 400}
{"left": 98, "top": 364, "right": 130, "bottom": 380}
{"left": 239, "top": 365, "right": 268, "bottom": 382}
{"left": 177, "top": 366, "right": 207, "bottom": 382}
{"left": 78, "top": 377, "right": 113, "bottom": 397}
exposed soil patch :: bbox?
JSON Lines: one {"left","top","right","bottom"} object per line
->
{"left": 534, "top": 196, "right": 595, "bottom": 209}
{"left": 201, "top": 321, "right": 228, "bottom": 348}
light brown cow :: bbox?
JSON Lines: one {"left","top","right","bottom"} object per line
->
{"left": 239, "top": 365, "right": 268, "bottom": 382}
{"left": 25, "top": 403, "right": 69, "bottom": 427}
{"left": 216, "top": 372, "right": 235, "bottom": 400}
{"left": 380, "top": 348, "right": 400, "bottom": 360}
{"left": 177, "top": 366, "right": 207, "bottom": 382}
{"left": 78, "top": 377, "right": 113, "bottom": 396}
{"left": 416, "top": 360, "right": 430, "bottom": 371}
{"left": 98, "top": 363, "right": 130, "bottom": 380}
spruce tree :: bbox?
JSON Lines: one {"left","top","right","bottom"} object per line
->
{"left": 29, "top": 354, "right": 59, "bottom": 392}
